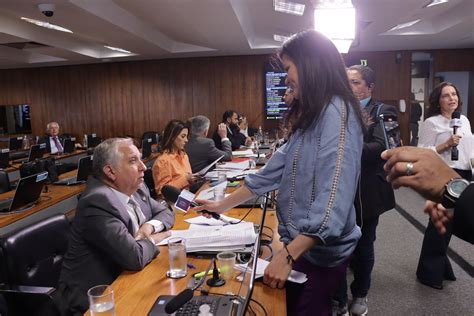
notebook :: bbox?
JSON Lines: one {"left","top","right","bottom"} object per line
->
{"left": 0, "top": 172, "right": 48, "bottom": 213}
{"left": 53, "top": 155, "right": 93, "bottom": 185}
{"left": 148, "top": 195, "right": 268, "bottom": 316}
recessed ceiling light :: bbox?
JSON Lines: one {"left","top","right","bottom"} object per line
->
{"left": 388, "top": 19, "right": 421, "bottom": 32}
{"left": 21, "top": 17, "right": 73, "bottom": 33}
{"left": 425, "top": 0, "right": 449, "bottom": 8}
{"left": 104, "top": 45, "right": 132, "bottom": 54}
{"left": 273, "top": 34, "right": 292, "bottom": 42}
{"left": 273, "top": 0, "right": 305, "bottom": 16}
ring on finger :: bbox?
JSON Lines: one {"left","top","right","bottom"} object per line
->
{"left": 405, "top": 162, "right": 414, "bottom": 176}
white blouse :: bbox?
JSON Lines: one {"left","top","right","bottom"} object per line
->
{"left": 418, "top": 114, "right": 473, "bottom": 170}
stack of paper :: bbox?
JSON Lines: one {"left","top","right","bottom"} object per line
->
{"left": 232, "top": 149, "right": 258, "bottom": 158}
{"left": 158, "top": 222, "right": 257, "bottom": 252}
{"left": 234, "top": 258, "right": 308, "bottom": 284}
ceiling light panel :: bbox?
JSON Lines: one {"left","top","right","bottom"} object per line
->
{"left": 425, "top": 0, "right": 449, "bottom": 8}
{"left": 388, "top": 19, "right": 421, "bottom": 32}
{"left": 104, "top": 45, "right": 132, "bottom": 54}
{"left": 20, "top": 17, "right": 73, "bottom": 33}
{"left": 274, "top": 0, "right": 305, "bottom": 16}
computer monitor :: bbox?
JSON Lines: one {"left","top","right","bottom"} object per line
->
{"left": 3, "top": 171, "right": 48, "bottom": 213}
{"left": 142, "top": 138, "right": 153, "bottom": 159}
{"left": 62, "top": 137, "right": 76, "bottom": 154}
{"left": 0, "top": 149, "right": 9, "bottom": 169}
{"left": 28, "top": 143, "right": 47, "bottom": 162}
{"left": 9, "top": 136, "right": 23, "bottom": 151}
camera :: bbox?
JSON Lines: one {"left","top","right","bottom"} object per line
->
{"left": 38, "top": 3, "right": 55, "bottom": 17}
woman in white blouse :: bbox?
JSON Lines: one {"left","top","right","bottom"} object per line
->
{"left": 416, "top": 82, "right": 473, "bottom": 290}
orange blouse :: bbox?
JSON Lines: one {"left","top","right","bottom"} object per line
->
{"left": 152, "top": 151, "right": 192, "bottom": 196}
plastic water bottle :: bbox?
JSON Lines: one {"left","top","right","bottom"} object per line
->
{"left": 256, "top": 126, "right": 263, "bottom": 144}
{"left": 22, "top": 135, "right": 30, "bottom": 150}
{"left": 83, "top": 134, "right": 88, "bottom": 148}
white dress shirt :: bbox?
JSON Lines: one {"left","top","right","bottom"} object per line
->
{"left": 418, "top": 114, "right": 473, "bottom": 170}
{"left": 110, "top": 188, "right": 164, "bottom": 236}
{"left": 49, "top": 136, "right": 61, "bottom": 154}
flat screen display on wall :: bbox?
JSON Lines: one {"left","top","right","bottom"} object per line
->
{"left": 0, "top": 104, "right": 32, "bottom": 134}
{"left": 265, "top": 71, "right": 288, "bottom": 120}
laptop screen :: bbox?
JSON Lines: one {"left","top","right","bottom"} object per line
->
{"left": 142, "top": 138, "right": 153, "bottom": 159}
{"left": 28, "top": 143, "right": 47, "bottom": 162}
{"left": 234, "top": 195, "right": 268, "bottom": 315}
{"left": 9, "top": 171, "right": 48, "bottom": 212}
{"left": 62, "top": 137, "right": 76, "bottom": 154}
{"left": 9, "top": 136, "right": 23, "bottom": 151}
{"left": 0, "top": 149, "right": 9, "bottom": 169}
{"left": 76, "top": 155, "right": 93, "bottom": 182}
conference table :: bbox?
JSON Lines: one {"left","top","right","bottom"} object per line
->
{"left": 90, "top": 206, "right": 286, "bottom": 316}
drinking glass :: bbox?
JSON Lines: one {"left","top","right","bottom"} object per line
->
{"left": 217, "top": 252, "right": 236, "bottom": 280}
{"left": 213, "top": 187, "right": 225, "bottom": 201}
{"left": 88, "top": 285, "right": 116, "bottom": 316}
{"left": 167, "top": 237, "right": 187, "bottom": 278}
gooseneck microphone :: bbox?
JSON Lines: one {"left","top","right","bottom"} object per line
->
{"left": 164, "top": 258, "right": 216, "bottom": 314}
{"left": 161, "top": 185, "right": 228, "bottom": 222}
{"left": 450, "top": 111, "right": 461, "bottom": 161}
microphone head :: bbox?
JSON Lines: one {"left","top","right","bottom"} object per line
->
{"left": 452, "top": 111, "right": 461, "bottom": 119}
{"left": 164, "top": 289, "right": 194, "bottom": 314}
{"left": 161, "top": 185, "right": 181, "bottom": 203}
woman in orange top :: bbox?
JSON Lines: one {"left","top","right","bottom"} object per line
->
{"left": 153, "top": 119, "right": 199, "bottom": 197}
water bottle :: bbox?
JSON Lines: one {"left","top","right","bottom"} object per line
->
{"left": 83, "top": 134, "right": 88, "bottom": 148}
{"left": 256, "top": 126, "right": 263, "bottom": 144}
{"left": 22, "top": 135, "right": 30, "bottom": 150}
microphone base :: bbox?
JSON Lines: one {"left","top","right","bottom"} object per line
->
{"left": 206, "top": 277, "right": 225, "bottom": 287}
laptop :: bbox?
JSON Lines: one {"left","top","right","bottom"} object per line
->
{"left": 197, "top": 155, "right": 224, "bottom": 177}
{"left": 148, "top": 196, "right": 268, "bottom": 316}
{"left": 53, "top": 155, "right": 93, "bottom": 185}
{"left": 8, "top": 136, "right": 23, "bottom": 151}
{"left": 0, "top": 148, "right": 10, "bottom": 169}
{"left": 27, "top": 143, "right": 47, "bottom": 162}
{"left": 0, "top": 171, "right": 48, "bottom": 213}
{"left": 87, "top": 134, "right": 101, "bottom": 148}
{"left": 142, "top": 138, "right": 153, "bottom": 159}
{"left": 62, "top": 137, "right": 76, "bottom": 154}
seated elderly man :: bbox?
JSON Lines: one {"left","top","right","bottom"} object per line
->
{"left": 38, "top": 121, "right": 65, "bottom": 154}
{"left": 57, "top": 138, "right": 174, "bottom": 315}
{"left": 185, "top": 115, "right": 232, "bottom": 173}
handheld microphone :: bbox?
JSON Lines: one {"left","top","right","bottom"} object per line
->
{"left": 161, "top": 185, "right": 226, "bottom": 222}
{"left": 164, "top": 258, "right": 216, "bottom": 314}
{"left": 450, "top": 111, "right": 461, "bottom": 161}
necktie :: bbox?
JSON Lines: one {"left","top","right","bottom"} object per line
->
{"left": 128, "top": 198, "right": 145, "bottom": 227}
{"left": 53, "top": 136, "right": 63, "bottom": 153}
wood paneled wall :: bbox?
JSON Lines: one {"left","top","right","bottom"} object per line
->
{"left": 0, "top": 48, "right": 471, "bottom": 145}
{"left": 0, "top": 55, "right": 269, "bottom": 140}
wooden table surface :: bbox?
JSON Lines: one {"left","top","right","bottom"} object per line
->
{"left": 89, "top": 207, "right": 286, "bottom": 316}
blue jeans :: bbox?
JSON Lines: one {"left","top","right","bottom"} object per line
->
{"left": 334, "top": 216, "right": 379, "bottom": 305}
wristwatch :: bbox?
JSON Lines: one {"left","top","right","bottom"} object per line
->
{"left": 441, "top": 178, "right": 470, "bottom": 209}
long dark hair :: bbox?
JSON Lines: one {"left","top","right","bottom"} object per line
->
{"left": 160, "top": 119, "right": 188, "bottom": 153}
{"left": 277, "top": 30, "right": 364, "bottom": 134}
{"left": 426, "top": 82, "right": 463, "bottom": 118}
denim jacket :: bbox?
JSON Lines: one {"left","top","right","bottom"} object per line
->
{"left": 245, "top": 96, "right": 363, "bottom": 267}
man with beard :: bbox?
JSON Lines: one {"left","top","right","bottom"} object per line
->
{"left": 212, "top": 110, "right": 251, "bottom": 150}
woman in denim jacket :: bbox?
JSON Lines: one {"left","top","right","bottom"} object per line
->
{"left": 195, "top": 30, "right": 365, "bottom": 315}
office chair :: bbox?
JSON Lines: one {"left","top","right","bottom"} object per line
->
{"left": 141, "top": 131, "right": 160, "bottom": 145}
{"left": 0, "top": 214, "right": 70, "bottom": 315}
{"left": 144, "top": 168, "right": 157, "bottom": 199}
{"left": 0, "top": 171, "right": 11, "bottom": 193}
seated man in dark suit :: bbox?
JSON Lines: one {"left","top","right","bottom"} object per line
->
{"left": 57, "top": 138, "right": 175, "bottom": 315}
{"left": 37, "top": 121, "right": 65, "bottom": 154}
{"left": 186, "top": 115, "right": 232, "bottom": 173}
{"left": 212, "top": 110, "right": 251, "bottom": 150}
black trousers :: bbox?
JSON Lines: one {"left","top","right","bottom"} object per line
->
{"left": 416, "top": 168, "right": 472, "bottom": 286}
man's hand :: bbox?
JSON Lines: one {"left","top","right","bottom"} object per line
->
{"left": 424, "top": 201, "right": 453, "bottom": 235}
{"left": 217, "top": 123, "right": 228, "bottom": 139}
{"left": 244, "top": 137, "right": 253, "bottom": 146}
{"left": 135, "top": 223, "right": 154, "bottom": 240}
{"left": 150, "top": 231, "right": 171, "bottom": 244}
{"left": 381, "top": 146, "right": 459, "bottom": 202}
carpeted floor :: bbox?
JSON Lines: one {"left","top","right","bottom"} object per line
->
{"left": 349, "top": 187, "right": 474, "bottom": 315}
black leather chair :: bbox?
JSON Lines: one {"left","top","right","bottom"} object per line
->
{"left": 0, "top": 214, "right": 70, "bottom": 315}
{"left": 0, "top": 171, "right": 11, "bottom": 193}
{"left": 144, "top": 168, "right": 157, "bottom": 199}
{"left": 141, "top": 131, "right": 160, "bottom": 145}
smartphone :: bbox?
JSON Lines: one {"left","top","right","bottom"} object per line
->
{"left": 378, "top": 114, "right": 401, "bottom": 149}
